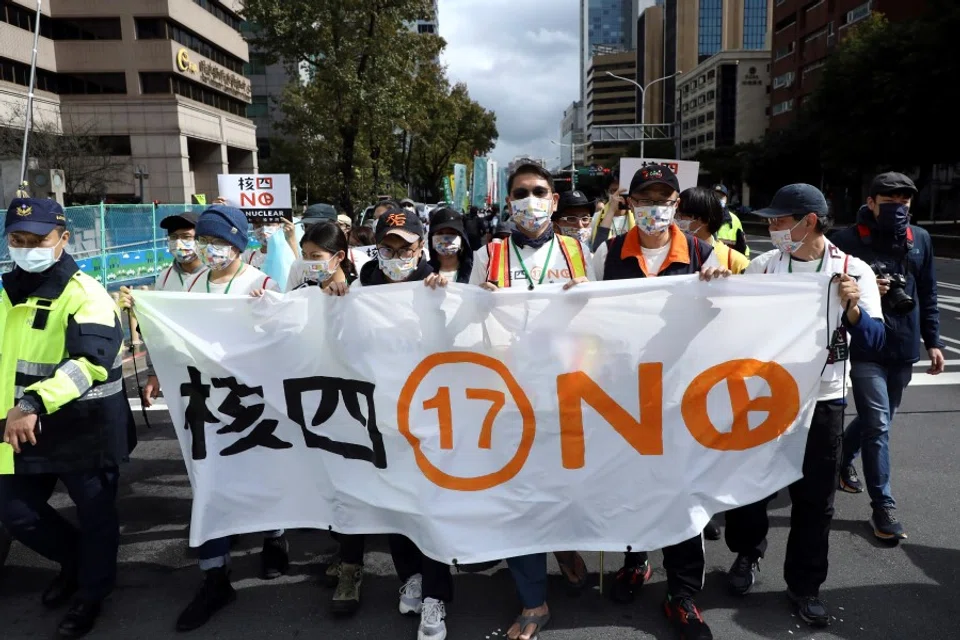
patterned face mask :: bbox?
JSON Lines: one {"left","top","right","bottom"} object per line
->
{"left": 301, "top": 257, "right": 339, "bottom": 280}
{"left": 633, "top": 205, "right": 676, "bottom": 234}
{"left": 511, "top": 197, "right": 553, "bottom": 233}
{"left": 559, "top": 226, "right": 591, "bottom": 245}
{"left": 200, "top": 243, "right": 236, "bottom": 270}
{"left": 168, "top": 238, "right": 197, "bottom": 263}
{"left": 431, "top": 234, "right": 462, "bottom": 256}
{"left": 378, "top": 255, "right": 418, "bottom": 281}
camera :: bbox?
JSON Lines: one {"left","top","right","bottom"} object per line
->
{"left": 872, "top": 263, "right": 914, "bottom": 314}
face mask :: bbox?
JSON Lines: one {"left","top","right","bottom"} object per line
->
{"left": 770, "top": 219, "right": 808, "bottom": 254}
{"left": 634, "top": 205, "right": 676, "bottom": 234}
{"left": 432, "top": 234, "right": 461, "bottom": 256}
{"left": 876, "top": 202, "right": 909, "bottom": 232}
{"left": 674, "top": 218, "right": 693, "bottom": 233}
{"left": 255, "top": 224, "right": 280, "bottom": 242}
{"left": 301, "top": 257, "right": 338, "bottom": 280}
{"left": 201, "top": 243, "right": 236, "bottom": 270}
{"left": 9, "top": 238, "right": 63, "bottom": 273}
{"left": 719, "top": 198, "right": 727, "bottom": 208}
{"left": 559, "top": 226, "right": 592, "bottom": 245}
{"left": 511, "top": 197, "right": 553, "bottom": 233}
{"left": 378, "top": 254, "right": 418, "bottom": 281}
{"left": 168, "top": 238, "right": 197, "bottom": 263}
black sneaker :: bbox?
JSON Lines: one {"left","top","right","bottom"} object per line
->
{"left": 871, "top": 507, "right": 907, "bottom": 541}
{"left": 176, "top": 567, "right": 237, "bottom": 632}
{"left": 703, "top": 520, "right": 721, "bottom": 541}
{"left": 57, "top": 600, "right": 101, "bottom": 638}
{"left": 260, "top": 535, "right": 290, "bottom": 580}
{"left": 839, "top": 465, "right": 863, "bottom": 493}
{"left": 787, "top": 589, "right": 830, "bottom": 627}
{"left": 609, "top": 560, "right": 652, "bottom": 604}
{"left": 663, "top": 595, "right": 713, "bottom": 640}
{"left": 42, "top": 570, "right": 79, "bottom": 609}
{"left": 727, "top": 554, "right": 758, "bottom": 596}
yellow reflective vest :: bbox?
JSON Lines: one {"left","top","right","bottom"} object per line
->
{"left": 716, "top": 210, "right": 749, "bottom": 257}
{"left": 0, "top": 255, "right": 134, "bottom": 474}
{"left": 485, "top": 234, "right": 589, "bottom": 288}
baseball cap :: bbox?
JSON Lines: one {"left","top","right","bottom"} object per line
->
{"left": 429, "top": 207, "right": 465, "bottom": 236}
{"left": 629, "top": 164, "right": 680, "bottom": 195}
{"left": 713, "top": 184, "right": 729, "bottom": 197}
{"left": 159, "top": 212, "right": 200, "bottom": 232}
{"left": 375, "top": 208, "right": 424, "bottom": 244}
{"left": 5, "top": 198, "right": 66, "bottom": 236}
{"left": 337, "top": 214, "right": 352, "bottom": 227}
{"left": 400, "top": 198, "right": 416, "bottom": 209}
{"left": 869, "top": 172, "right": 917, "bottom": 198}
{"left": 555, "top": 190, "right": 596, "bottom": 220}
{"left": 754, "top": 183, "right": 829, "bottom": 218}
{"left": 303, "top": 203, "right": 338, "bottom": 223}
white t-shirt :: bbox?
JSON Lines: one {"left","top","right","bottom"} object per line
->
{"left": 155, "top": 264, "right": 206, "bottom": 292}
{"left": 592, "top": 233, "right": 720, "bottom": 280}
{"left": 439, "top": 269, "right": 459, "bottom": 281}
{"left": 747, "top": 243, "right": 883, "bottom": 401}
{"left": 242, "top": 248, "right": 267, "bottom": 269}
{"left": 186, "top": 264, "right": 280, "bottom": 295}
{"left": 469, "top": 235, "right": 596, "bottom": 287}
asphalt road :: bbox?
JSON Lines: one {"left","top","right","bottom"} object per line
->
{"left": 1, "top": 238, "right": 958, "bottom": 639}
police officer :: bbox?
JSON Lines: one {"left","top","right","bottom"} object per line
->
{"left": 713, "top": 184, "right": 750, "bottom": 257}
{"left": 0, "top": 198, "right": 136, "bottom": 638}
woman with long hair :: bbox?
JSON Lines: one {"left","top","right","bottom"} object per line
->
{"left": 285, "top": 221, "right": 357, "bottom": 292}
{"left": 426, "top": 207, "right": 473, "bottom": 283}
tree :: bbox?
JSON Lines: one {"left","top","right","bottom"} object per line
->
{"left": 0, "top": 106, "right": 129, "bottom": 204}
{"left": 242, "top": 0, "right": 444, "bottom": 215}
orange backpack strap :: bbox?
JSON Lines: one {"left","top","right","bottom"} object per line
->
{"left": 556, "top": 235, "right": 588, "bottom": 279}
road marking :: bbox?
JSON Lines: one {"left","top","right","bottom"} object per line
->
{"left": 939, "top": 282, "right": 960, "bottom": 291}
{"left": 128, "top": 399, "right": 169, "bottom": 412}
{"left": 909, "top": 371, "right": 960, "bottom": 386}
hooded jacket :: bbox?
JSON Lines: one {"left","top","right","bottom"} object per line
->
{"left": 427, "top": 226, "right": 474, "bottom": 284}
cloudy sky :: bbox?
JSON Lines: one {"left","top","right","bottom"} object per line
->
{"left": 438, "top": 0, "right": 580, "bottom": 169}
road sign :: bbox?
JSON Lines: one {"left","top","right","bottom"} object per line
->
{"left": 217, "top": 174, "right": 292, "bottom": 222}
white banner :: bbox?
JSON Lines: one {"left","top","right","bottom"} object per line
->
{"left": 134, "top": 275, "right": 830, "bottom": 563}
{"left": 619, "top": 158, "right": 700, "bottom": 193}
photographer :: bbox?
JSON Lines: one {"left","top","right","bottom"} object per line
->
{"left": 831, "top": 172, "right": 945, "bottom": 541}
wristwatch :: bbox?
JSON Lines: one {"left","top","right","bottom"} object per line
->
{"left": 17, "top": 396, "right": 40, "bottom": 415}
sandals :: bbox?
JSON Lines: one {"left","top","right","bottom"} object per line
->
{"left": 554, "top": 551, "right": 588, "bottom": 595}
{"left": 509, "top": 611, "right": 551, "bottom": 640}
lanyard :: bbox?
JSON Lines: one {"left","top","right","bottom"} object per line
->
{"left": 207, "top": 264, "right": 245, "bottom": 294}
{"left": 788, "top": 254, "right": 824, "bottom": 273}
{"left": 511, "top": 237, "right": 555, "bottom": 290}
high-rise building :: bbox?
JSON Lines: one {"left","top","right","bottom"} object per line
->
{"left": 769, "top": 0, "right": 926, "bottom": 130}
{"left": 0, "top": 0, "right": 256, "bottom": 204}
{"left": 584, "top": 50, "right": 637, "bottom": 167}
{"left": 559, "top": 100, "right": 585, "bottom": 172}
{"left": 580, "top": 0, "right": 635, "bottom": 106}
{"left": 635, "top": 4, "right": 665, "bottom": 125}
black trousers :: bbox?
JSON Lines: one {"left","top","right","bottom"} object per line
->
{"left": 334, "top": 532, "right": 366, "bottom": 565}
{"left": 0, "top": 467, "right": 120, "bottom": 603}
{"left": 623, "top": 533, "right": 705, "bottom": 599}
{"left": 389, "top": 534, "right": 453, "bottom": 603}
{"left": 725, "top": 400, "right": 844, "bottom": 597}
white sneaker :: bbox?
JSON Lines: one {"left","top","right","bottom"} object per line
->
{"left": 418, "top": 598, "right": 447, "bottom": 640}
{"left": 399, "top": 573, "right": 423, "bottom": 615}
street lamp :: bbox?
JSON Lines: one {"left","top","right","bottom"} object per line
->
{"left": 133, "top": 165, "right": 150, "bottom": 203}
{"left": 605, "top": 70, "right": 681, "bottom": 159}
{"left": 292, "top": 185, "right": 298, "bottom": 214}
{"left": 551, "top": 140, "right": 589, "bottom": 188}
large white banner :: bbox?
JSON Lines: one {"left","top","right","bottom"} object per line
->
{"left": 134, "top": 275, "right": 830, "bottom": 563}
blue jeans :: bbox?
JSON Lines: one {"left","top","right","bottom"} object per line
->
{"left": 842, "top": 361, "right": 913, "bottom": 510}
{"left": 197, "top": 529, "right": 284, "bottom": 571}
{"left": 506, "top": 553, "right": 547, "bottom": 609}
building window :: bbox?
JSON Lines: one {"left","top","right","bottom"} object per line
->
{"left": 257, "top": 137, "right": 271, "bottom": 159}
{"left": 135, "top": 18, "right": 168, "bottom": 40}
{"left": 192, "top": 0, "right": 243, "bottom": 31}
{"left": 706, "top": 131, "right": 715, "bottom": 141}
{"left": 417, "top": 23, "right": 435, "bottom": 34}
{"left": 52, "top": 18, "right": 123, "bottom": 40}
{"left": 772, "top": 99, "right": 795, "bottom": 115}
{"left": 59, "top": 73, "right": 127, "bottom": 95}
{"left": 698, "top": 0, "right": 723, "bottom": 62}
{"left": 775, "top": 13, "right": 797, "bottom": 33}
{"left": 698, "top": 95, "right": 706, "bottom": 105}
{"left": 95, "top": 135, "right": 133, "bottom": 156}
{"left": 247, "top": 95, "right": 269, "bottom": 117}
{"left": 697, "top": 134, "right": 706, "bottom": 144}
{"left": 0, "top": 55, "right": 58, "bottom": 93}
{"left": 140, "top": 72, "right": 171, "bottom": 94}
{"left": 168, "top": 22, "right": 245, "bottom": 74}
{"left": 774, "top": 42, "right": 796, "bottom": 61}
{"left": 804, "top": 27, "right": 828, "bottom": 44}
{"left": 244, "top": 53, "right": 268, "bottom": 75}
{"left": 697, "top": 115, "right": 706, "bottom": 125}
{"left": 707, "top": 90, "right": 715, "bottom": 100}
{"left": 743, "top": 0, "right": 768, "bottom": 49}
{"left": 707, "top": 70, "right": 715, "bottom": 80}
{"left": 773, "top": 71, "right": 795, "bottom": 89}
{"left": 706, "top": 111, "right": 715, "bottom": 121}
{"left": 138, "top": 72, "right": 247, "bottom": 116}
{"left": 843, "top": 1, "right": 873, "bottom": 26}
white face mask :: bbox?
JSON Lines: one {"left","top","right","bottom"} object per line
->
{"left": 255, "top": 224, "right": 281, "bottom": 242}
{"left": 511, "top": 197, "right": 553, "bottom": 233}
{"left": 378, "top": 255, "right": 418, "bottom": 281}
{"left": 559, "top": 226, "right": 591, "bottom": 245}
{"left": 719, "top": 198, "right": 727, "bottom": 208}
{"left": 770, "top": 219, "right": 808, "bottom": 254}
{"left": 674, "top": 218, "right": 702, "bottom": 235}
{"left": 634, "top": 205, "right": 676, "bottom": 234}
{"left": 9, "top": 237, "right": 64, "bottom": 273}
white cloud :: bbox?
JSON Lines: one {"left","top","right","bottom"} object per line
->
{"left": 438, "top": 0, "right": 580, "bottom": 169}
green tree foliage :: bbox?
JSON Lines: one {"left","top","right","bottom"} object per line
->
{"left": 242, "top": 0, "right": 497, "bottom": 215}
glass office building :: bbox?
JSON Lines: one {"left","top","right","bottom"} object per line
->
{"left": 742, "top": 0, "right": 768, "bottom": 49}
{"left": 587, "top": 0, "right": 633, "bottom": 52}
{"left": 698, "top": 0, "right": 723, "bottom": 62}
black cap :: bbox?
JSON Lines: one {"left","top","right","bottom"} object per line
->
{"left": 159, "top": 212, "right": 199, "bottom": 232}
{"left": 5, "top": 198, "right": 66, "bottom": 235}
{"left": 629, "top": 163, "right": 680, "bottom": 195}
{"left": 754, "top": 183, "right": 829, "bottom": 218}
{"left": 429, "top": 207, "right": 465, "bottom": 236}
{"left": 303, "top": 203, "right": 337, "bottom": 222}
{"left": 555, "top": 190, "right": 596, "bottom": 220}
{"left": 374, "top": 208, "right": 424, "bottom": 244}
{"left": 869, "top": 172, "right": 917, "bottom": 198}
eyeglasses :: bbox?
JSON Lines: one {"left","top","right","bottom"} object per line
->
{"left": 556, "top": 215, "right": 592, "bottom": 225}
{"left": 511, "top": 187, "right": 551, "bottom": 199}
{"left": 377, "top": 245, "right": 419, "bottom": 260}
{"left": 168, "top": 232, "right": 195, "bottom": 241}
{"left": 196, "top": 237, "right": 231, "bottom": 248}
{"left": 631, "top": 197, "right": 679, "bottom": 207}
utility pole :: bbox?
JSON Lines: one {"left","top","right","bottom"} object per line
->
{"left": 18, "top": 0, "right": 44, "bottom": 194}
{"left": 606, "top": 70, "right": 681, "bottom": 158}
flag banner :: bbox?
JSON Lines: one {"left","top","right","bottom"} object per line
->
{"left": 453, "top": 164, "right": 468, "bottom": 213}
{"left": 498, "top": 166, "right": 508, "bottom": 212}
{"left": 443, "top": 176, "right": 454, "bottom": 205}
{"left": 134, "top": 274, "right": 829, "bottom": 563}
{"left": 472, "top": 157, "right": 488, "bottom": 208}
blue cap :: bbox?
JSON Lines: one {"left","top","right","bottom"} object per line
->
{"left": 5, "top": 198, "right": 66, "bottom": 236}
{"left": 713, "top": 184, "right": 729, "bottom": 197}
{"left": 195, "top": 205, "right": 249, "bottom": 252}
{"left": 303, "top": 203, "right": 337, "bottom": 222}
{"left": 754, "top": 183, "right": 829, "bottom": 218}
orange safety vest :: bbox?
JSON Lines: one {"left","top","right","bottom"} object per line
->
{"left": 485, "top": 235, "right": 588, "bottom": 288}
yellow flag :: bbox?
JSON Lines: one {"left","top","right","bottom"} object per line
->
{"left": 0, "top": 443, "right": 13, "bottom": 475}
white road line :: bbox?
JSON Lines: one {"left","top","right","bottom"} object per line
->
{"left": 943, "top": 336, "right": 960, "bottom": 345}
{"left": 127, "top": 399, "right": 169, "bottom": 412}
{"left": 939, "top": 282, "right": 960, "bottom": 291}
{"left": 908, "top": 372, "right": 960, "bottom": 387}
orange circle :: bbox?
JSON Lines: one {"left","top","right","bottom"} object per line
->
{"left": 259, "top": 192, "right": 275, "bottom": 206}
{"left": 397, "top": 351, "right": 536, "bottom": 492}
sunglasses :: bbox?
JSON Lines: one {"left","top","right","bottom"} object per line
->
{"left": 511, "top": 187, "right": 551, "bottom": 199}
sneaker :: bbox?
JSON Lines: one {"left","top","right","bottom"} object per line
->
{"left": 260, "top": 535, "right": 290, "bottom": 580}
{"left": 399, "top": 573, "right": 423, "bottom": 615}
{"left": 418, "top": 597, "right": 447, "bottom": 640}
{"left": 871, "top": 506, "right": 907, "bottom": 540}
{"left": 331, "top": 563, "right": 362, "bottom": 616}
{"left": 176, "top": 567, "right": 237, "bottom": 632}
{"left": 323, "top": 560, "right": 341, "bottom": 588}
{"left": 609, "top": 560, "right": 652, "bottom": 604}
{"left": 663, "top": 595, "right": 713, "bottom": 640}
{"left": 703, "top": 520, "right": 721, "bottom": 541}
{"left": 727, "top": 554, "right": 758, "bottom": 596}
{"left": 839, "top": 465, "right": 863, "bottom": 493}
{"left": 787, "top": 589, "right": 830, "bottom": 627}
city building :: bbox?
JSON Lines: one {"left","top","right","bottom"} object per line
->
{"left": 584, "top": 50, "right": 637, "bottom": 167}
{"left": 635, "top": 4, "right": 665, "bottom": 125}
{"left": 769, "top": 0, "right": 927, "bottom": 130}
{"left": 0, "top": 0, "right": 256, "bottom": 205}
{"left": 580, "top": 0, "right": 636, "bottom": 107}
{"left": 243, "top": 46, "right": 296, "bottom": 166}
{"left": 559, "top": 100, "right": 585, "bottom": 172}
{"left": 676, "top": 49, "right": 771, "bottom": 159}
{"left": 413, "top": 0, "right": 439, "bottom": 36}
